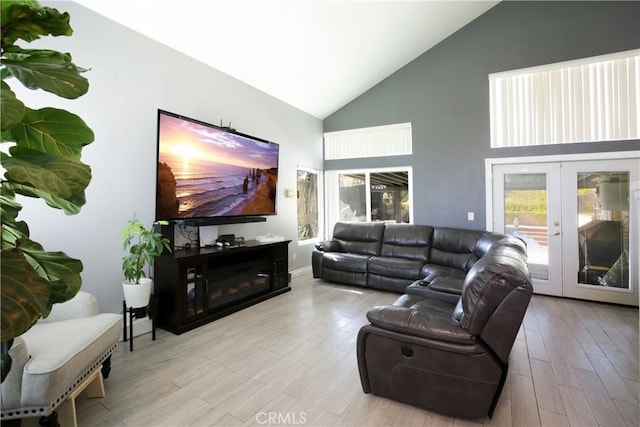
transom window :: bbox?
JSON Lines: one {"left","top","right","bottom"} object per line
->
{"left": 489, "top": 50, "right": 639, "bottom": 147}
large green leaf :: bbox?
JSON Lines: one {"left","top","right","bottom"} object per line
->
{"left": 0, "top": 191, "right": 29, "bottom": 248}
{"left": 4, "top": 182, "right": 87, "bottom": 215}
{"left": 18, "top": 239, "right": 82, "bottom": 304}
{"left": 7, "top": 107, "right": 94, "bottom": 158}
{"left": 3, "top": 45, "right": 73, "bottom": 64}
{"left": 2, "top": 56, "right": 88, "bottom": 99}
{"left": 0, "top": 80, "right": 25, "bottom": 131}
{"left": 1, "top": 2, "right": 71, "bottom": 46}
{"left": 0, "top": 247, "right": 50, "bottom": 341}
{"left": 0, "top": 190, "right": 23, "bottom": 224}
{"left": 1, "top": 147, "right": 91, "bottom": 214}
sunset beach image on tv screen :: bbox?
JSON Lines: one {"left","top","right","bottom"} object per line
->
{"left": 156, "top": 112, "right": 279, "bottom": 220}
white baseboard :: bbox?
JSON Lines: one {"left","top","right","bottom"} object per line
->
{"left": 291, "top": 266, "right": 312, "bottom": 277}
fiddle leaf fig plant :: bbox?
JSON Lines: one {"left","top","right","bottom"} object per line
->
{"left": 1, "top": 0, "right": 94, "bottom": 382}
{"left": 121, "top": 217, "right": 171, "bottom": 284}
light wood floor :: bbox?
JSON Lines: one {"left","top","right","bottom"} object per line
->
{"left": 73, "top": 270, "right": 639, "bottom": 427}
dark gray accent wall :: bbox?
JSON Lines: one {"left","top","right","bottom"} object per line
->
{"left": 323, "top": 1, "right": 640, "bottom": 229}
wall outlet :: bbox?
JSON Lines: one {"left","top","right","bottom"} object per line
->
{"left": 467, "top": 212, "right": 474, "bottom": 221}
{"left": 292, "top": 252, "right": 297, "bottom": 262}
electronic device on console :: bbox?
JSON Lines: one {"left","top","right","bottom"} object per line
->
{"left": 215, "top": 234, "right": 245, "bottom": 248}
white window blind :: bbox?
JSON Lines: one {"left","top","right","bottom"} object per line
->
{"left": 324, "top": 122, "right": 412, "bottom": 160}
{"left": 489, "top": 50, "right": 639, "bottom": 148}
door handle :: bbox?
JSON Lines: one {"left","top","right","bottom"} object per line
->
{"left": 553, "top": 231, "right": 561, "bottom": 236}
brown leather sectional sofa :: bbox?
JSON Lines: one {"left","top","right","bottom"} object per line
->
{"left": 312, "top": 222, "right": 533, "bottom": 419}
{"left": 312, "top": 221, "right": 527, "bottom": 298}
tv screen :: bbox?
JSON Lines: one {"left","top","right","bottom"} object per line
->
{"left": 155, "top": 109, "right": 279, "bottom": 222}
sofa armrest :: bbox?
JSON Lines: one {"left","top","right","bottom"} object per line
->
{"left": 315, "top": 240, "right": 341, "bottom": 252}
{"left": 39, "top": 291, "right": 100, "bottom": 323}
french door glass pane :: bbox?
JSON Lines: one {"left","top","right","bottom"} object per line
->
{"left": 339, "top": 173, "right": 366, "bottom": 222}
{"left": 577, "top": 172, "right": 630, "bottom": 288}
{"left": 504, "top": 173, "right": 549, "bottom": 280}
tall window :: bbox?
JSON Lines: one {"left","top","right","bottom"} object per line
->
{"left": 489, "top": 50, "right": 639, "bottom": 147}
{"left": 297, "top": 167, "right": 322, "bottom": 243}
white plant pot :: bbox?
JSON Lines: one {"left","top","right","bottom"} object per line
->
{"left": 122, "top": 277, "right": 152, "bottom": 309}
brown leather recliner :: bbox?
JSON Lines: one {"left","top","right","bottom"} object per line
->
{"left": 356, "top": 245, "right": 532, "bottom": 420}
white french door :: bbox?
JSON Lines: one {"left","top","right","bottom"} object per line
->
{"left": 490, "top": 155, "right": 638, "bottom": 306}
{"left": 493, "top": 163, "right": 564, "bottom": 296}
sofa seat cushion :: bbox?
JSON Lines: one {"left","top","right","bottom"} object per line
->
{"left": 18, "top": 313, "right": 122, "bottom": 410}
{"left": 368, "top": 256, "right": 425, "bottom": 280}
{"left": 322, "top": 252, "right": 370, "bottom": 273}
{"left": 366, "top": 294, "right": 475, "bottom": 345}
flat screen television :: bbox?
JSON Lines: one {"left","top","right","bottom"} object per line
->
{"left": 155, "top": 109, "right": 279, "bottom": 223}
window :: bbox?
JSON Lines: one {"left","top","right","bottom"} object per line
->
{"left": 489, "top": 50, "right": 639, "bottom": 147}
{"left": 326, "top": 168, "right": 412, "bottom": 234}
{"left": 297, "top": 167, "right": 322, "bottom": 243}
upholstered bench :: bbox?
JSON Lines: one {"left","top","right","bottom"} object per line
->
{"left": 1, "top": 291, "right": 122, "bottom": 426}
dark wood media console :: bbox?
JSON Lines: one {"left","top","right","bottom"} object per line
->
{"left": 154, "top": 240, "right": 290, "bottom": 334}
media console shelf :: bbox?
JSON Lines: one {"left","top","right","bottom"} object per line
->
{"left": 154, "top": 240, "right": 290, "bottom": 334}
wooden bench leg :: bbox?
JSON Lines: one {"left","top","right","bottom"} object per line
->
{"left": 56, "top": 368, "right": 105, "bottom": 427}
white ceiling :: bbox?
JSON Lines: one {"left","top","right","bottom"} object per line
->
{"left": 75, "top": 0, "right": 499, "bottom": 119}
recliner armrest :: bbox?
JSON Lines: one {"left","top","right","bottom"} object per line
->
{"left": 428, "top": 276, "right": 463, "bottom": 295}
{"left": 315, "top": 240, "right": 341, "bottom": 252}
{"left": 366, "top": 303, "right": 475, "bottom": 345}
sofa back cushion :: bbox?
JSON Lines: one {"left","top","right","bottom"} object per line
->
{"left": 429, "top": 227, "right": 484, "bottom": 270}
{"left": 332, "top": 222, "right": 385, "bottom": 256}
{"left": 380, "top": 224, "right": 433, "bottom": 262}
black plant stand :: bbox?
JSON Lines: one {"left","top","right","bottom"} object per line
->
{"left": 122, "top": 295, "right": 157, "bottom": 351}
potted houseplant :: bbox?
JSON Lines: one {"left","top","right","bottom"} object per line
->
{"left": 121, "top": 217, "right": 171, "bottom": 309}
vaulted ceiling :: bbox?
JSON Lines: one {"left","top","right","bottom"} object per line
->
{"left": 75, "top": 0, "right": 499, "bottom": 119}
